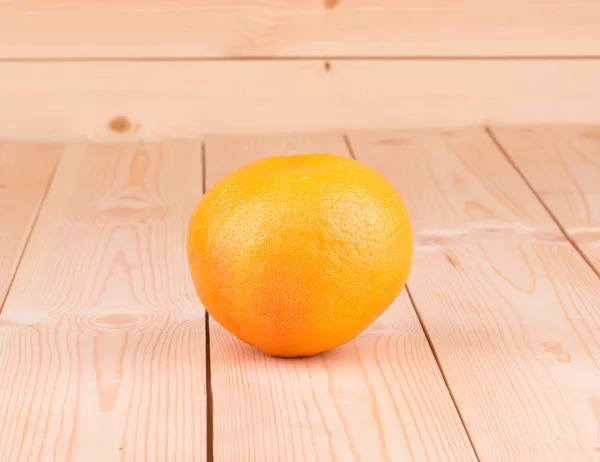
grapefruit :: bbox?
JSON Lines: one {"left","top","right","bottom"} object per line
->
{"left": 187, "top": 153, "right": 412, "bottom": 357}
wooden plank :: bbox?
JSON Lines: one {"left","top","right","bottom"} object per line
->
{"left": 1, "top": 60, "right": 600, "bottom": 142}
{"left": 0, "top": 143, "right": 206, "bottom": 461}
{"left": 348, "top": 128, "right": 600, "bottom": 460}
{"left": 0, "top": 144, "right": 59, "bottom": 304}
{"left": 204, "top": 134, "right": 477, "bottom": 461}
{"left": 490, "top": 125, "right": 600, "bottom": 273}
{"left": 1, "top": 0, "right": 600, "bottom": 58}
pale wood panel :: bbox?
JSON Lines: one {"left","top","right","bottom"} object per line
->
{"left": 204, "top": 134, "right": 477, "bottom": 462}
{"left": 491, "top": 125, "right": 600, "bottom": 273}
{"left": 348, "top": 128, "right": 600, "bottom": 460}
{"left": 1, "top": 0, "right": 600, "bottom": 58}
{"left": 0, "top": 60, "right": 599, "bottom": 142}
{"left": 0, "top": 143, "right": 206, "bottom": 461}
{"left": 0, "top": 145, "right": 59, "bottom": 306}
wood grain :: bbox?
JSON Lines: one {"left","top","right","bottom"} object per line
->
{"left": 491, "top": 125, "right": 600, "bottom": 274}
{"left": 1, "top": 0, "right": 600, "bottom": 58}
{"left": 348, "top": 128, "right": 600, "bottom": 460}
{"left": 1, "top": 60, "right": 600, "bottom": 142}
{"left": 204, "top": 134, "right": 477, "bottom": 461}
{"left": 0, "top": 143, "right": 206, "bottom": 461}
{"left": 0, "top": 144, "right": 59, "bottom": 307}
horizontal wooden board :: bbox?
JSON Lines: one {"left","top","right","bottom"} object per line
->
{"left": 348, "top": 128, "right": 600, "bottom": 460}
{"left": 0, "top": 143, "right": 207, "bottom": 461}
{"left": 490, "top": 125, "right": 600, "bottom": 273}
{"left": 1, "top": 0, "right": 600, "bottom": 58}
{"left": 204, "top": 133, "right": 477, "bottom": 461}
{"left": 0, "top": 60, "right": 600, "bottom": 142}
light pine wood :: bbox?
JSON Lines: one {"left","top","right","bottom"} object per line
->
{"left": 204, "top": 134, "right": 477, "bottom": 461}
{"left": 0, "top": 60, "right": 600, "bottom": 142}
{"left": 0, "top": 144, "right": 59, "bottom": 306}
{"left": 348, "top": 128, "right": 600, "bottom": 460}
{"left": 491, "top": 125, "right": 600, "bottom": 273}
{"left": 1, "top": 0, "right": 600, "bottom": 58}
{"left": 0, "top": 143, "right": 206, "bottom": 461}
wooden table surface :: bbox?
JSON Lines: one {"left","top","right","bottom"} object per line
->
{"left": 1, "top": 126, "right": 600, "bottom": 461}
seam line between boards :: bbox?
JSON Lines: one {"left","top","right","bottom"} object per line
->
{"left": 406, "top": 287, "right": 482, "bottom": 462}
{"left": 485, "top": 126, "right": 600, "bottom": 283}
{"left": 201, "top": 141, "right": 214, "bottom": 462}
{"left": 2, "top": 56, "right": 600, "bottom": 63}
{"left": 0, "top": 150, "right": 62, "bottom": 316}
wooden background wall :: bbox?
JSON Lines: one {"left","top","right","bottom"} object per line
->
{"left": 1, "top": 0, "right": 600, "bottom": 140}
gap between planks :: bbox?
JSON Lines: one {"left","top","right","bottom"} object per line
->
{"left": 5, "top": 56, "right": 600, "bottom": 63}
{"left": 0, "top": 154, "right": 61, "bottom": 316}
{"left": 486, "top": 126, "right": 600, "bottom": 284}
{"left": 201, "top": 141, "right": 214, "bottom": 462}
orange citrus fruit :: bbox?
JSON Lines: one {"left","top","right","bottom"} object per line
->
{"left": 186, "top": 153, "right": 412, "bottom": 357}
